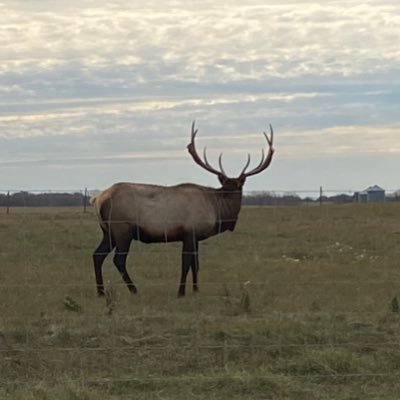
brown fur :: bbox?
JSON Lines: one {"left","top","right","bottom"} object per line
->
{"left": 91, "top": 182, "right": 243, "bottom": 243}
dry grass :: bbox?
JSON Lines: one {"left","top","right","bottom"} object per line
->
{"left": 1, "top": 204, "right": 400, "bottom": 399}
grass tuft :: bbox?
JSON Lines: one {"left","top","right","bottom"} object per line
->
{"left": 390, "top": 296, "right": 399, "bottom": 313}
{"left": 63, "top": 296, "right": 83, "bottom": 313}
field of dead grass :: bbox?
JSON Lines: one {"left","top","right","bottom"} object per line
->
{"left": 1, "top": 203, "right": 400, "bottom": 399}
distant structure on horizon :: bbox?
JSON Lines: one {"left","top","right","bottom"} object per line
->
{"left": 354, "top": 185, "right": 385, "bottom": 203}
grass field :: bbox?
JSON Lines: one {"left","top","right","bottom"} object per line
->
{"left": 1, "top": 203, "right": 400, "bottom": 399}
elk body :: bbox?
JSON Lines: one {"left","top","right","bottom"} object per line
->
{"left": 91, "top": 122, "right": 274, "bottom": 297}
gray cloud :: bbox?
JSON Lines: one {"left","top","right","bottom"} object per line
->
{"left": 2, "top": 1, "right": 400, "bottom": 80}
{"left": 0, "top": 0, "right": 399, "bottom": 191}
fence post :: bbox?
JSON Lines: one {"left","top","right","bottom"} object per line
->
{"left": 319, "top": 186, "right": 323, "bottom": 205}
{"left": 6, "top": 191, "right": 10, "bottom": 214}
{"left": 83, "top": 187, "right": 88, "bottom": 213}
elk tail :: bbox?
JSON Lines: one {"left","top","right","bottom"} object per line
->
{"left": 91, "top": 196, "right": 107, "bottom": 232}
{"left": 90, "top": 196, "right": 104, "bottom": 227}
{"left": 89, "top": 195, "right": 97, "bottom": 205}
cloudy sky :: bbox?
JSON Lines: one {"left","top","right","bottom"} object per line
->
{"left": 1, "top": 0, "right": 399, "bottom": 194}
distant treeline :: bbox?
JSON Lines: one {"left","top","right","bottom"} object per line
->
{"left": 243, "top": 192, "right": 400, "bottom": 205}
{"left": 242, "top": 192, "right": 354, "bottom": 206}
{"left": 0, "top": 191, "right": 399, "bottom": 208}
{"left": 0, "top": 191, "right": 89, "bottom": 207}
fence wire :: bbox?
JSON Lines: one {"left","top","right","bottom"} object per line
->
{"left": 1, "top": 189, "right": 400, "bottom": 397}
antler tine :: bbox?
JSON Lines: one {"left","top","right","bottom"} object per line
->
{"left": 204, "top": 147, "right": 228, "bottom": 177}
{"left": 239, "top": 153, "right": 251, "bottom": 176}
{"left": 252, "top": 148, "right": 266, "bottom": 171}
{"left": 191, "top": 120, "right": 198, "bottom": 139}
{"left": 263, "top": 124, "right": 273, "bottom": 146}
{"left": 218, "top": 153, "right": 227, "bottom": 176}
{"left": 187, "top": 121, "right": 227, "bottom": 177}
{"left": 240, "top": 123, "right": 275, "bottom": 178}
{"left": 202, "top": 147, "right": 212, "bottom": 169}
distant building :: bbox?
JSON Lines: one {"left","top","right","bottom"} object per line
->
{"left": 354, "top": 190, "right": 368, "bottom": 203}
{"left": 354, "top": 185, "right": 385, "bottom": 203}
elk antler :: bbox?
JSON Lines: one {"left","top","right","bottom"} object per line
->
{"left": 187, "top": 121, "right": 227, "bottom": 177}
{"left": 187, "top": 121, "right": 274, "bottom": 179}
{"left": 239, "top": 124, "right": 274, "bottom": 178}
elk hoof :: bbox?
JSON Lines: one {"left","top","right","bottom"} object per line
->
{"left": 129, "top": 286, "right": 138, "bottom": 295}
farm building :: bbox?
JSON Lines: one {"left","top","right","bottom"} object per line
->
{"left": 354, "top": 185, "right": 385, "bottom": 203}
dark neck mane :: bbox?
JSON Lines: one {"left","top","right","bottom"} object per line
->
{"left": 214, "top": 187, "right": 243, "bottom": 233}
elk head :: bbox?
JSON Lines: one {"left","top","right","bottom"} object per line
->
{"left": 187, "top": 121, "right": 275, "bottom": 191}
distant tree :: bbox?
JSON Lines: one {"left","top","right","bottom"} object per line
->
{"left": 0, "top": 191, "right": 87, "bottom": 207}
{"left": 243, "top": 192, "right": 302, "bottom": 206}
{"left": 386, "top": 190, "right": 400, "bottom": 202}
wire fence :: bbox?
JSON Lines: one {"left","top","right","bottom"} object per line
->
{"left": 0, "top": 186, "right": 399, "bottom": 213}
{"left": 1, "top": 189, "right": 400, "bottom": 397}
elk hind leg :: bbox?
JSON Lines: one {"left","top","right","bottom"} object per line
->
{"left": 113, "top": 235, "right": 137, "bottom": 294}
{"left": 93, "top": 229, "right": 115, "bottom": 297}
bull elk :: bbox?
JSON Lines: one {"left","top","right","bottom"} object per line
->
{"left": 91, "top": 121, "right": 274, "bottom": 297}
